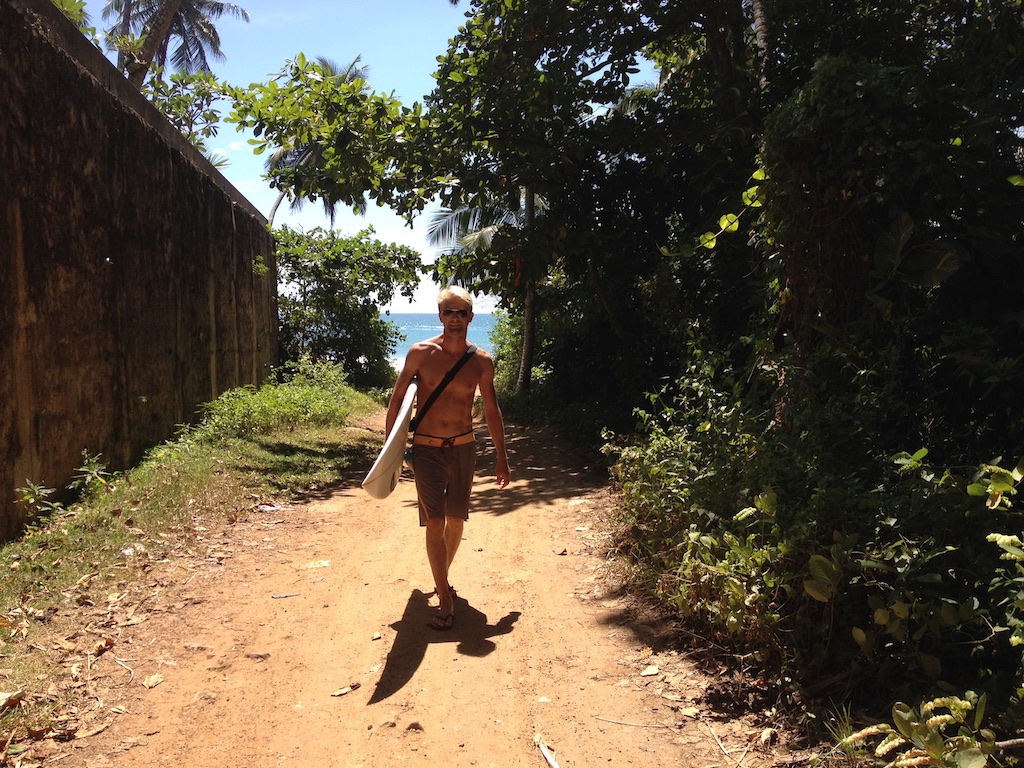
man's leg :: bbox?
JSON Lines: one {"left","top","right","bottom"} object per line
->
{"left": 425, "top": 517, "right": 454, "bottom": 620}
{"left": 444, "top": 515, "right": 464, "bottom": 570}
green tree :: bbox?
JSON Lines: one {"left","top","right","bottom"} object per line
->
{"left": 227, "top": 54, "right": 439, "bottom": 219}
{"left": 142, "top": 67, "right": 229, "bottom": 163}
{"left": 422, "top": 0, "right": 664, "bottom": 391}
{"left": 265, "top": 56, "right": 371, "bottom": 228}
{"left": 274, "top": 227, "right": 423, "bottom": 389}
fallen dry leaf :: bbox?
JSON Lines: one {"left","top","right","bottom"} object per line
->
{"left": 142, "top": 673, "right": 164, "bottom": 689}
{"left": 77, "top": 572, "right": 100, "bottom": 587}
{"left": 75, "top": 720, "right": 113, "bottom": 739}
{"left": 640, "top": 665, "right": 660, "bottom": 677}
{"left": 330, "top": 682, "right": 361, "bottom": 697}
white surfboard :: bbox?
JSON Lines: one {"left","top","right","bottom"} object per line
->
{"left": 361, "top": 381, "right": 417, "bottom": 499}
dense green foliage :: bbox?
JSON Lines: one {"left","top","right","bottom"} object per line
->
{"left": 273, "top": 226, "right": 421, "bottom": 389}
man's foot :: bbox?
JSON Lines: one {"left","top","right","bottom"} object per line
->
{"left": 430, "top": 610, "right": 455, "bottom": 631}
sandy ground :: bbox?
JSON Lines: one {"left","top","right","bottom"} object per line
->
{"left": 29, "top": 417, "right": 786, "bottom": 768}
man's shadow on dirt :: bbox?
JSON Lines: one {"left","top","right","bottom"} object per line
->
{"left": 368, "top": 589, "right": 520, "bottom": 704}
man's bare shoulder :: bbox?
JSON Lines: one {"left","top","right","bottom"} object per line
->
{"left": 413, "top": 334, "right": 443, "bottom": 352}
{"left": 404, "top": 337, "right": 442, "bottom": 364}
{"left": 468, "top": 347, "right": 496, "bottom": 379}
{"left": 472, "top": 346, "right": 495, "bottom": 365}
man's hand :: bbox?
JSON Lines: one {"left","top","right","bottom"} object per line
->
{"left": 496, "top": 459, "right": 511, "bottom": 489}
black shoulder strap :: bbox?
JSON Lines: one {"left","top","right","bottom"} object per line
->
{"left": 410, "top": 345, "right": 477, "bottom": 432}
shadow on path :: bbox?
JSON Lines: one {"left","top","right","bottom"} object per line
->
{"left": 367, "top": 589, "right": 521, "bottom": 704}
{"left": 471, "top": 422, "right": 607, "bottom": 517}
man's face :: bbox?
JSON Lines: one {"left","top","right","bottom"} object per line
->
{"left": 439, "top": 298, "right": 473, "bottom": 331}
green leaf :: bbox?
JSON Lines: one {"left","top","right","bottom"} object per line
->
{"left": 873, "top": 213, "right": 913, "bottom": 275}
{"left": 973, "top": 692, "right": 987, "bottom": 731}
{"left": 923, "top": 727, "right": 945, "bottom": 757}
{"left": 754, "top": 487, "right": 777, "bottom": 515}
{"left": 741, "top": 186, "right": 764, "bottom": 207}
{"left": 989, "top": 472, "right": 1016, "bottom": 494}
{"left": 1008, "top": 175, "right": 1024, "bottom": 187}
{"left": 967, "top": 483, "right": 988, "bottom": 497}
{"left": 951, "top": 748, "right": 988, "bottom": 768}
{"left": 937, "top": 603, "right": 959, "bottom": 627}
{"left": 803, "top": 579, "right": 832, "bottom": 603}
{"left": 718, "top": 213, "right": 740, "bottom": 232}
{"left": 892, "top": 702, "right": 916, "bottom": 739}
{"left": 919, "top": 653, "right": 941, "bottom": 678}
{"left": 899, "top": 243, "right": 962, "bottom": 286}
{"left": 699, "top": 232, "right": 718, "bottom": 249}
{"left": 808, "top": 554, "right": 838, "bottom": 586}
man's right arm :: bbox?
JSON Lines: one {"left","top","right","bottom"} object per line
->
{"left": 386, "top": 354, "right": 419, "bottom": 435}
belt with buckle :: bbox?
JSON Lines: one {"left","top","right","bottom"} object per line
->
{"left": 412, "top": 431, "right": 475, "bottom": 448}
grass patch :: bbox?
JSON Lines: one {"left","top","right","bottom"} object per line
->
{"left": 0, "top": 361, "right": 380, "bottom": 752}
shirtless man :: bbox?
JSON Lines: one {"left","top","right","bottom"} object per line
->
{"left": 386, "top": 286, "right": 511, "bottom": 630}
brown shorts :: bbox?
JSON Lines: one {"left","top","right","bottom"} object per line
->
{"left": 412, "top": 440, "right": 476, "bottom": 526}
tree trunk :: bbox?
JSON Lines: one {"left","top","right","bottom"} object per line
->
{"left": 516, "top": 186, "right": 536, "bottom": 393}
{"left": 516, "top": 277, "right": 536, "bottom": 393}
{"left": 126, "top": 0, "right": 183, "bottom": 88}
{"left": 750, "top": 0, "right": 770, "bottom": 88}
{"left": 267, "top": 190, "right": 286, "bottom": 228}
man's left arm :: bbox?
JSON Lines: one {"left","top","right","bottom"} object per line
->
{"left": 478, "top": 355, "right": 510, "bottom": 488}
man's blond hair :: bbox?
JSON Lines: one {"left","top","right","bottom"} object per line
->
{"left": 437, "top": 285, "right": 473, "bottom": 309}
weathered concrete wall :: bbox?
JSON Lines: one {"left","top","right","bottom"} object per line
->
{"left": 0, "top": 0, "right": 278, "bottom": 540}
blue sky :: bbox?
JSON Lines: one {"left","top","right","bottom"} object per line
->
{"left": 83, "top": 0, "right": 478, "bottom": 311}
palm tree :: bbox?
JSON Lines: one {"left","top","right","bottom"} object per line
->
{"left": 102, "top": 0, "right": 249, "bottom": 87}
{"left": 264, "top": 56, "right": 370, "bottom": 228}
{"left": 426, "top": 189, "right": 547, "bottom": 393}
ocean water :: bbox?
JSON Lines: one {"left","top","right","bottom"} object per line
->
{"left": 383, "top": 312, "right": 499, "bottom": 365}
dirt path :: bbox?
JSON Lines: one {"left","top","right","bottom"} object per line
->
{"left": 42, "top": 417, "right": 781, "bottom": 768}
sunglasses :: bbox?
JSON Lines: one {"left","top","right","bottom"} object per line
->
{"left": 441, "top": 309, "right": 470, "bottom": 318}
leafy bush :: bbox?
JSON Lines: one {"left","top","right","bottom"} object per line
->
{"left": 842, "top": 693, "right": 996, "bottom": 768}
{"left": 607, "top": 328, "right": 1024, "bottom": 722}
{"left": 190, "top": 358, "right": 359, "bottom": 440}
